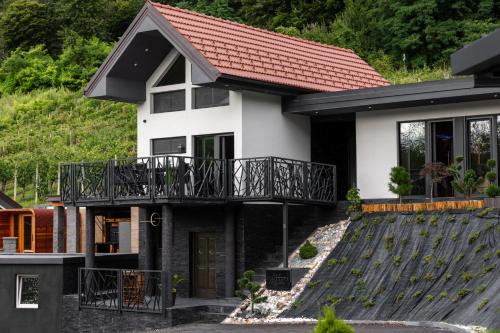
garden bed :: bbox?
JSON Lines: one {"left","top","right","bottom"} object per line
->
{"left": 362, "top": 200, "right": 484, "bottom": 213}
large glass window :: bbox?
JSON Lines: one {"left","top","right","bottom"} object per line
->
{"left": 192, "top": 87, "right": 229, "bottom": 109}
{"left": 152, "top": 90, "right": 185, "bottom": 113}
{"left": 152, "top": 137, "right": 186, "bottom": 155}
{"left": 399, "top": 121, "right": 426, "bottom": 195}
{"left": 16, "top": 275, "right": 39, "bottom": 309}
{"left": 468, "top": 118, "right": 491, "bottom": 178}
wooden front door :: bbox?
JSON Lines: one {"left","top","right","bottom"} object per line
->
{"left": 192, "top": 233, "right": 216, "bottom": 298}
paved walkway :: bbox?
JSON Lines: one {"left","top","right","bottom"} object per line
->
{"left": 151, "top": 323, "right": 457, "bottom": 333}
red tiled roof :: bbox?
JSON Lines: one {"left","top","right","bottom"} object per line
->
{"left": 150, "top": 2, "right": 389, "bottom": 92}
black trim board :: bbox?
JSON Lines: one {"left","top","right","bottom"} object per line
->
{"left": 451, "top": 28, "right": 500, "bottom": 76}
{"left": 283, "top": 78, "right": 500, "bottom": 115}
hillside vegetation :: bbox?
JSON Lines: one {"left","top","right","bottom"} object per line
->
{"left": 0, "top": 0, "right": 499, "bottom": 206}
{"left": 284, "top": 210, "right": 500, "bottom": 329}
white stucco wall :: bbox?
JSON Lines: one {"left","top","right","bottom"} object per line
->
{"left": 137, "top": 50, "right": 243, "bottom": 158}
{"left": 356, "top": 99, "right": 500, "bottom": 199}
{"left": 242, "top": 92, "right": 310, "bottom": 160}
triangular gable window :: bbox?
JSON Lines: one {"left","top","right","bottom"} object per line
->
{"left": 155, "top": 56, "right": 185, "bottom": 87}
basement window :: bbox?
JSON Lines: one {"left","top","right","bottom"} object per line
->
{"left": 16, "top": 274, "right": 39, "bottom": 309}
{"left": 192, "top": 87, "right": 229, "bottom": 109}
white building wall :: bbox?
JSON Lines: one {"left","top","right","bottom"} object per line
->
{"left": 242, "top": 92, "right": 310, "bottom": 160}
{"left": 356, "top": 99, "right": 500, "bottom": 199}
{"left": 137, "top": 50, "right": 243, "bottom": 158}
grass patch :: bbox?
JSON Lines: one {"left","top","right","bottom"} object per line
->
{"left": 434, "top": 258, "right": 447, "bottom": 269}
{"left": 453, "top": 288, "right": 471, "bottom": 302}
{"left": 483, "top": 252, "right": 492, "bottom": 261}
{"left": 324, "top": 281, "right": 332, "bottom": 288}
{"left": 461, "top": 216, "right": 470, "bottom": 225}
{"left": 409, "top": 275, "right": 418, "bottom": 285}
{"left": 426, "top": 294, "right": 434, "bottom": 302}
{"left": 478, "top": 298, "right": 489, "bottom": 311}
{"left": 327, "top": 258, "right": 338, "bottom": 268}
{"left": 478, "top": 207, "right": 494, "bottom": 218}
{"left": 351, "top": 268, "right": 362, "bottom": 278}
{"left": 326, "top": 295, "right": 342, "bottom": 306}
{"left": 392, "top": 255, "right": 401, "bottom": 267}
{"left": 419, "top": 229, "right": 429, "bottom": 238}
{"left": 476, "top": 284, "right": 487, "bottom": 294}
{"left": 416, "top": 214, "right": 426, "bottom": 224}
{"left": 461, "top": 272, "right": 474, "bottom": 283}
{"left": 307, "top": 280, "right": 322, "bottom": 289}
{"left": 451, "top": 232, "right": 458, "bottom": 241}
{"left": 481, "top": 263, "right": 497, "bottom": 275}
{"left": 384, "top": 235, "right": 394, "bottom": 253}
{"left": 411, "top": 251, "right": 419, "bottom": 261}
{"left": 412, "top": 290, "right": 423, "bottom": 299}
{"left": 423, "top": 272, "right": 435, "bottom": 282}
{"left": 423, "top": 255, "right": 433, "bottom": 265}
{"left": 374, "top": 260, "right": 382, "bottom": 269}
{"left": 447, "top": 215, "right": 456, "bottom": 223}
{"left": 475, "top": 243, "right": 486, "bottom": 253}
{"left": 361, "top": 249, "right": 374, "bottom": 260}
{"left": 432, "top": 234, "right": 443, "bottom": 249}
{"left": 439, "top": 291, "right": 448, "bottom": 299}
{"left": 359, "top": 295, "right": 375, "bottom": 308}
{"left": 455, "top": 253, "right": 465, "bottom": 262}
{"left": 429, "top": 215, "right": 438, "bottom": 226}
{"left": 340, "top": 257, "right": 348, "bottom": 264}
{"left": 395, "top": 292, "right": 404, "bottom": 302}
{"left": 443, "top": 273, "right": 452, "bottom": 283}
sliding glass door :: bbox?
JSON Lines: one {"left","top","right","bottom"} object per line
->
{"left": 399, "top": 121, "right": 426, "bottom": 195}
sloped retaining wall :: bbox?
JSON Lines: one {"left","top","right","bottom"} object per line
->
{"left": 283, "top": 209, "right": 500, "bottom": 329}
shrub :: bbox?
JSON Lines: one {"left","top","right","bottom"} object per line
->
{"left": 475, "top": 243, "right": 486, "bottom": 253}
{"left": 346, "top": 187, "right": 362, "bottom": 216}
{"left": 409, "top": 275, "right": 418, "bottom": 285}
{"left": 386, "top": 215, "right": 397, "bottom": 223}
{"left": 497, "top": 250, "right": 500, "bottom": 258}
{"left": 447, "top": 215, "right": 456, "bottom": 223}
{"left": 461, "top": 216, "right": 470, "bottom": 225}
{"left": 388, "top": 166, "right": 413, "bottom": 203}
{"left": 313, "top": 305, "right": 354, "bottom": 333}
{"left": 426, "top": 294, "right": 434, "bottom": 302}
{"left": 478, "top": 207, "right": 494, "bottom": 218}
{"left": 384, "top": 235, "right": 394, "bottom": 253}
{"left": 432, "top": 234, "right": 443, "bottom": 249}
{"left": 478, "top": 299, "right": 489, "bottom": 311}
{"left": 412, "top": 290, "right": 423, "bottom": 299}
{"left": 451, "top": 232, "right": 458, "bottom": 241}
{"left": 411, "top": 251, "right": 419, "bottom": 261}
{"left": 299, "top": 240, "right": 318, "bottom": 259}
{"left": 481, "top": 263, "right": 496, "bottom": 275}
{"left": 367, "top": 232, "right": 374, "bottom": 240}
{"left": 373, "top": 216, "right": 382, "bottom": 225}
{"left": 454, "top": 288, "right": 471, "bottom": 302}
{"left": 350, "top": 230, "right": 361, "bottom": 243}
{"left": 455, "top": 253, "right": 464, "bottom": 262}
{"left": 373, "top": 260, "right": 382, "bottom": 269}
{"left": 326, "top": 295, "right": 342, "bottom": 306}
{"left": 235, "top": 270, "right": 267, "bottom": 313}
{"left": 340, "top": 257, "right": 348, "bottom": 264}
{"left": 435, "top": 258, "right": 447, "bottom": 269}
{"left": 484, "top": 159, "right": 499, "bottom": 198}
{"left": 429, "top": 215, "right": 438, "bottom": 226}
{"left": 419, "top": 229, "right": 429, "bottom": 238}
{"left": 395, "top": 292, "right": 404, "bottom": 302}
{"left": 443, "top": 273, "right": 452, "bottom": 283}
{"left": 401, "top": 238, "right": 409, "bottom": 247}
{"left": 292, "top": 299, "right": 303, "bottom": 308}
{"left": 416, "top": 214, "right": 426, "bottom": 223}
{"left": 392, "top": 255, "right": 401, "bottom": 267}
{"left": 468, "top": 231, "right": 480, "bottom": 244}
{"left": 308, "top": 280, "right": 322, "bottom": 288}
{"left": 439, "top": 291, "right": 448, "bottom": 299}
{"left": 483, "top": 252, "right": 492, "bottom": 261}
{"left": 356, "top": 279, "right": 366, "bottom": 290}
{"left": 423, "top": 255, "right": 433, "bottom": 265}
{"left": 393, "top": 273, "right": 401, "bottom": 284}
{"left": 448, "top": 156, "right": 482, "bottom": 200}
{"left": 461, "top": 272, "right": 474, "bottom": 283}
{"left": 347, "top": 295, "right": 355, "bottom": 302}
{"left": 424, "top": 272, "right": 435, "bottom": 282}
{"left": 359, "top": 295, "right": 375, "bottom": 308}
{"left": 324, "top": 281, "right": 332, "bottom": 288}
{"left": 476, "top": 284, "right": 487, "bottom": 294}
{"left": 351, "top": 268, "right": 362, "bottom": 278}
{"left": 328, "top": 258, "right": 338, "bottom": 268}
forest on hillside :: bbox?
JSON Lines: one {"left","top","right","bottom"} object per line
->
{"left": 0, "top": 0, "right": 499, "bottom": 206}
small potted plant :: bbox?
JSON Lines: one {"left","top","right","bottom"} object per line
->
{"left": 483, "top": 159, "right": 500, "bottom": 207}
{"left": 172, "top": 274, "right": 184, "bottom": 306}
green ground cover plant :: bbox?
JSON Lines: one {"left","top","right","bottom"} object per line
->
{"left": 299, "top": 240, "right": 318, "bottom": 259}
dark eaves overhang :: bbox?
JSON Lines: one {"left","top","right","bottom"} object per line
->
{"left": 0, "top": 191, "right": 21, "bottom": 209}
{"left": 451, "top": 28, "right": 500, "bottom": 76}
{"left": 84, "top": 2, "right": 220, "bottom": 103}
{"left": 283, "top": 77, "right": 500, "bottom": 116}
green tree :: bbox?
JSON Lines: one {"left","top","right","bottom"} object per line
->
{"left": 448, "top": 156, "right": 483, "bottom": 200}
{"left": 0, "top": 158, "right": 13, "bottom": 191}
{"left": 0, "top": 0, "right": 51, "bottom": 52}
{"left": 388, "top": 166, "right": 413, "bottom": 204}
{"left": 313, "top": 305, "right": 354, "bottom": 333}
{"left": 0, "top": 45, "right": 58, "bottom": 94}
{"left": 57, "top": 33, "right": 113, "bottom": 90}
{"left": 235, "top": 270, "right": 267, "bottom": 313}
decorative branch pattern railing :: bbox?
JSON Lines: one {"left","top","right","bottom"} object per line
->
{"left": 61, "top": 156, "right": 336, "bottom": 205}
{"left": 79, "top": 268, "right": 163, "bottom": 314}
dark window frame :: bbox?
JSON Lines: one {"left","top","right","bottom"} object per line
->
{"left": 151, "top": 136, "right": 187, "bottom": 155}
{"left": 192, "top": 87, "right": 230, "bottom": 109}
{"left": 397, "top": 113, "right": 500, "bottom": 198}
{"left": 151, "top": 90, "right": 186, "bottom": 114}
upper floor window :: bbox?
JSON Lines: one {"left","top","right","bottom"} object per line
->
{"left": 152, "top": 137, "right": 186, "bottom": 155}
{"left": 16, "top": 274, "right": 39, "bottom": 309}
{"left": 155, "top": 56, "right": 185, "bottom": 87}
{"left": 153, "top": 90, "right": 186, "bottom": 113}
{"left": 192, "top": 87, "right": 229, "bottom": 109}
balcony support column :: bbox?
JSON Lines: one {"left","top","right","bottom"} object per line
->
{"left": 66, "top": 206, "right": 80, "bottom": 253}
{"left": 282, "top": 201, "right": 289, "bottom": 268}
{"left": 225, "top": 205, "right": 236, "bottom": 298}
{"left": 138, "top": 207, "right": 154, "bottom": 270}
{"left": 161, "top": 204, "right": 174, "bottom": 308}
{"left": 85, "top": 207, "right": 95, "bottom": 268}
{"left": 53, "top": 205, "right": 65, "bottom": 253}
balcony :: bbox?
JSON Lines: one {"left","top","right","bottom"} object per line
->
{"left": 60, "top": 156, "right": 336, "bottom": 206}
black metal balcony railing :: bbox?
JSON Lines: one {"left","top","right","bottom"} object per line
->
{"left": 61, "top": 156, "right": 336, "bottom": 205}
{"left": 79, "top": 268, "right": 163, "bottom": 314}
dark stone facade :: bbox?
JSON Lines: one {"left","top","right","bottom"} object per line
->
{"left": 138, "top": 203, "right": 344, "bottom": 298}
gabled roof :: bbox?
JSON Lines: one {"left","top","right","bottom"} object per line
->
{"left": 0, "top": 192, "right": 21, "bottom": 209}
{"left": 85, "top": 1, "right": 388, "bottom": 102}
{"left": 151, "top": 2, "right": 388, "bottom": 92}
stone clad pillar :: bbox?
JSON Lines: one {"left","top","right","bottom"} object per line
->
{"left": 85, "top": 207, "right": 96, "bottom": 268}
{"left": 138, "top": 207, "right": 154, "bottom": 270}
{"left": 225, "top": 206, "right": 236, "bottom": 298}
{"left": 53, "top": 206, "right": 65, "bottom": 253}
{"left": 3, "top": 237, "right": 17, "bottom": 253}
{"left": 162, "top": 205, "right": 174, "bottom": 308}
{"left": 66, "top": 206, "right": 80, "bottom": 253}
